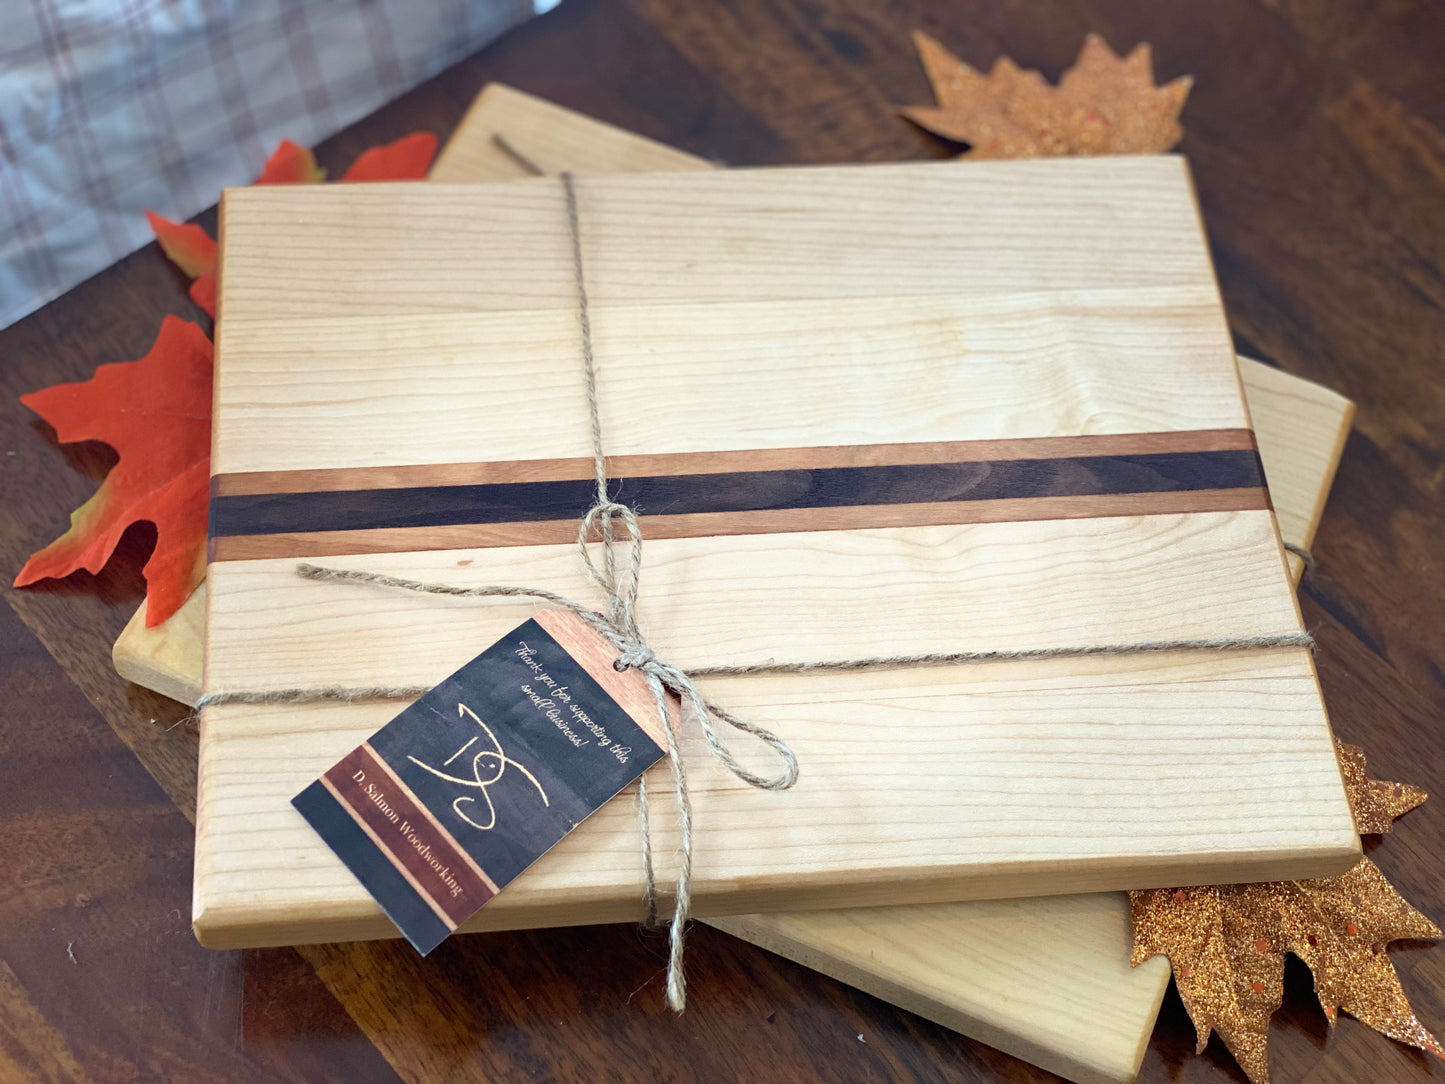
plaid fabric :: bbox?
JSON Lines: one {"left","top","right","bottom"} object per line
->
{"left": 0, "top": 0, "right": 536, "bottom": 330}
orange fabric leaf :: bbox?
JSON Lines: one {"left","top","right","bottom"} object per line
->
{"left": 15, "top": 317, "right": 214, "bottom": 627}
{"left": 189, "top": 271, "right": 218, "bottom": 317}
{"left": 340, "top": 132, "right": 439, "bottom": 181}
{"left": 145, "top": 211, "right": 217, "bottom": 278}
{"left": 18, "top": 127, "right": 439, "bottom": 627}
{"left": 255, "top": 139, "right": 326, "bottom": 184}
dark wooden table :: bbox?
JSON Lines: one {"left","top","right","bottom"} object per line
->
{"left": 3, "top": 2, "right": 1443, "bottom": 1081}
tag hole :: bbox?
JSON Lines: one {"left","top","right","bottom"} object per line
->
{"left": 613, "top": 659, "right": 628, "bottom": 672}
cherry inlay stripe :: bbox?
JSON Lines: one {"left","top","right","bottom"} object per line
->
{"left": 211, "top": 429, "right": 1258, "bottom": 496}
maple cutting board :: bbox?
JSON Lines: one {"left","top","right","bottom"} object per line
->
{"left": 195, "top": 111, "right": 1360, "bottom": 952}
{"left": 107, "top": 86, "right": 1355, "bottom": 1084}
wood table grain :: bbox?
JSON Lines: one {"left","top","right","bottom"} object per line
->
{"left": 1, "top": 2, "right": 1441, "bottom": 1082}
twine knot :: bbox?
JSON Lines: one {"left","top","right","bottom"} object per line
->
{"left": 568, "top": 500, "right": 799, "bottom": 795}
{"left": 615, "top": 643, "right": 656, "bottom": 672}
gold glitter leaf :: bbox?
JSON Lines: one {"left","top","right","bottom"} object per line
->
{"left": 1337, "top": 739, "right": 1428, "bottom": 833}
{"left": 1130, "top": 742, "right": 1441, "bottom": 1083}
{"left": 900, "top": 32, "right": 1192, "bottom": 159}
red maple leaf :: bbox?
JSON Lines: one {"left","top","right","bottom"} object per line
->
{"left": 15, "top": 317, "right": 213, "bottom": 627}
{"left": 145, "top": 212, "right": 216, "bottom": 277}
{"left": 255, "top": 139, "right": 327, "bottom": 185}
{"left": 340, "top": 132, "right": 438, "bottom": 181}
{"left": 18, "top": 131, "right": 439, "bottom": 624}
{"left": 145, "top": 211, "right": 221, "bottom": 318}
{"left": 188, "top": 271, "right": 218, "bottom": 316}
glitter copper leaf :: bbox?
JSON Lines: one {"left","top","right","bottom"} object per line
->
{"left": 1130, "top": 742, "right": 1440, "bottom": 1083}
{"left": 900, "top": 31, "right": 1192, "bottom": 159}
{"left": 1337, "top": 739, "right": 1427, "bottom": 833}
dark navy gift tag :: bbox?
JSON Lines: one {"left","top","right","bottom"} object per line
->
{"left": 293, "top": 609, "right": 668, "bottom": 953}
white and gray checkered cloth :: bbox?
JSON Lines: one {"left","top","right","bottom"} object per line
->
{"left": 0, "top": 0, "right": 538, "bottom": 329}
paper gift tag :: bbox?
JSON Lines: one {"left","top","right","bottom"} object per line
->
{"left": 294, "top": 609, "right": 669, "bottom": 952}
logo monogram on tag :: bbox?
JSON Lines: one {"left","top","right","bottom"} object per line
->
{"left": 407, "top": 702, "right": 550, "bottom": 830}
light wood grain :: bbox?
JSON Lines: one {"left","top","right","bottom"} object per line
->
{"left": 211, "top": 292, "right": 1248, "bottom": 474}
{"left": 710, "top": 896, "right": 1162, "bottom": 1084}
{"left": 205, "top": 512, "right": 1299, "bottom": 680}
{"left": 215, "top": 157, "right": 1238, "bottom": 325}
{"left": 1239, "top": 360, "right": 1354, "bottom": 577}
{"left": 115, "top": 84, "right": 1353, "bottom": 687}
{"left": 196, "top": 647, "right": 1353, "bottom": 946}
{"left": 429, "top": 83, "right": 711, "bottom": 183}
{"left": 114, "top": 583, "right": 206, "bottom": 705}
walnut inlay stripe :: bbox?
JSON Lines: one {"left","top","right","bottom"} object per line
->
{"left": 207, "top": 433, "right": 1267, "bottom": 562}
{"left": 210, "top": 488, "right": 1270, "bottom": 562}
{"left": 212, "top": 429, "right": 1257, "bottom": 496}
